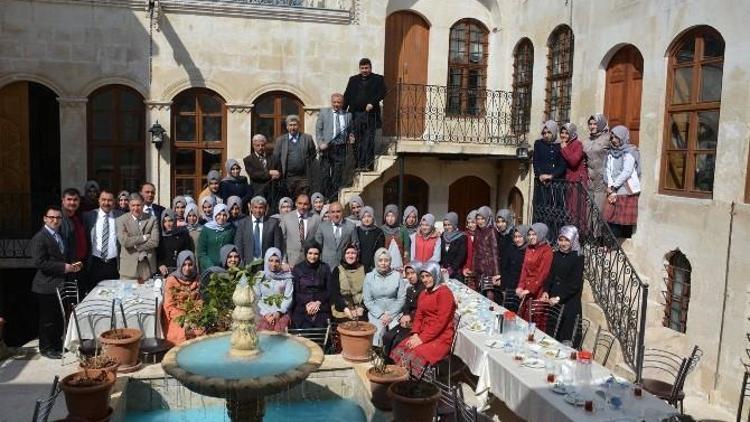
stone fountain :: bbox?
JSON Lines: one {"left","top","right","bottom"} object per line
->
{"left": 162, "top": 277, "right": 324, "bottom": 421}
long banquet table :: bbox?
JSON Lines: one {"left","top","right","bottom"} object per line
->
{"left": 446, "top": 280, "right": 678, "bottom": 422}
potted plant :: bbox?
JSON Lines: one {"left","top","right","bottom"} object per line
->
{"left": 365, "top": 348, "right": 408, "bottom": 410}
{"left": 387, "top": 378, "right": 440, "bottom": 422}
{"left": 336, "top": 299, "right": 376, "bottom": 362}
{"left": 98, "top": 326, "right": 142, "bottom": 370}
{"left": 79, "top": 350, "right": 120, "bottom": 374}
{"left": 60, "top": 366, "right": 116, "bottom": 421}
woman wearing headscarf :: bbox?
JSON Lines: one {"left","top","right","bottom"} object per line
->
{"left": 163, "top": 251, "right": 202, "bottom": 345}
{"left": 320, "top": 204, "right": 330, "bottom": 222}
{"left": 473, "top": 206, "right": 501, "bottom": 301}
{"left": 198, "top": 196, "right": 215, "bottom": 226}
{"left": 117, "top": 190, "right": 130, "bottom": 213}
{"left": 291, "top": 241, "right": 334, "bottom": 329}
{"left": 197, "top": 204, "right": 237, "bottom": 272}
{"left": 494, "top": 209, "right": 515, "bottom": 253}
{"left": 157, "top": 209, "right": 194, "bottom": 276}
{"left": 218, "top": 159, "right": 253, "bottom": 203}
{"left": 560, "top": 123, "right": 589, "bottom": 229}
{"left": 271, "top": 197, "right": 293, "bottom": 221}
{"left": 346, "top": 195, "right": 364, "bottom": 227}
{"left": 185, "top": 203, "right": 202, "bottom": 246}
{"left": 500, "top": 224, "right": 530, "bottom": 311}
{"left": 542, "top": 225, "right": 584, "bottom": 343}
{"left": 363, "top": 248, "right": 406, "bottom": 346}
{"left": 382, "top": 262, "right": 423, "bottom": 358}
{"left": 81, "top": 180, "right": 100, "bottom": 212}
{"left": 409, "top": 214, "right": 441, "bottom": 264}
{"left": 199, "top": 169, "right": 223, "bottom": 205}
{"left": 311, "top": 192, "right": 326, "bottom": 215}
{"left": 330, "top": 243, "right": 366, "bottom": 322}
{"left": 390, "top": 262, "right": 456, "bottom": 368}
{"left": 357, "top": 206, "right": 386, "bottom": 273}
{"left": 199, "top": 244, "right": 242, "bottom": 291}
{"left": 172, "top": 196, "right": 188, "bottom": 227}
{"left": 226, "top": 195, "right": 246, "bottom": 226}
{"left": 462, "top": 210, "right": 478, "bottom": 290}
{"left": 440, "top": 212, "right": 467, "bottom": 282}
{"left": 516, "top": 223, "right": 554, "bottom": 326}
{"left": 402, "top": 205, "right": 419, "bottom": 235}
{"left": 381, "top": 204, "right": 410, "bottom": 268}
{"left": 585, "top": 113, "right": 611, "bottom": 210}
{"left": 255, "top": 247, "right": 294, "bottom": 332}
{"left": 604, "top": 125, "right": 641, "bottom": 239}
{"left": 532, "top": 120, "right": 567, "bottom": 229}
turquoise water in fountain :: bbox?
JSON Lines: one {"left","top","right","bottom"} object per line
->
{"left": 176, "top": 333, "right": 310, "bottom": 379}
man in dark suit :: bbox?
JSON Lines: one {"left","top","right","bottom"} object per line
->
{"left": 272, "top": 115, "right": 317, "bottom": 198}
{"left": 314, "top": 201, "right": 358, "bottom": 272}
{"left": 234, "top": 196, "right": 284, "bottom": 265}
{"left": 243, "top": 134, "right": 281, "bottom": 200}
{"left": 83, "top": 189, "right": 122, "bottom": 295}
{"left": 139, "top": 182, "right": 165, "bottom": 219}
{"left": 30, "top": 205, "right": 82, "bottom": 359}
{"left": 316, "top": 93, "right": 354, "bottom": 200}
{"left": 343, "top": 58, "right": 387, "bottom": 171}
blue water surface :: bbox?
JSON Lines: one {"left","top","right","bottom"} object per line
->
{"left": 126, "top": 399, "right": 366, "bottom": 422}
{"left": 175, "top": 333, "right": 311, "bottom": 379}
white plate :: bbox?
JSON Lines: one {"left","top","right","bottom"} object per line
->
{"left": 527, "top": 344, "right": 543, "bottom": 353}
{"left": 522, "top": 358, "right": 545, "bottom": 368}
{"left": 466, "top": 323, "right": 486, "bottom": 332}
{"left": 484, "top": 339, "right": 505, "bottom": 349}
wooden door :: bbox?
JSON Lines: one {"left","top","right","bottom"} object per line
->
{"left": 604, "top": 45, "right": 643, "bottom": 145}
{"left": 0, "top": 82, "right": 31, "bottom": 237}
{"left": 383, "top": 11, "right": 430, "bottom": 137}
{"left": 383, "top": 175, "right": 429, "bottom": 215}
{"left": 448, "top": 176, "right": 490, "bottom": 228}
{"left": 508, "top": 187, "right": 524, "bottom": 226}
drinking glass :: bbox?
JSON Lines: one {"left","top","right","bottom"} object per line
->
{"left": 545, "top": 359, "right": 558, "bottom": 384}
{"left": 527, "top": 322, "right": 536, "bottom": 342}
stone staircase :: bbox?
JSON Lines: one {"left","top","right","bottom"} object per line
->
{"left": 338, "top": 139, "right": 398, "bottom": 206}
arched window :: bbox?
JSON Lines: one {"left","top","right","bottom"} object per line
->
{"left": 507, "top": 187, "right": 524, "bottom": 226}
{"left": 511, "top": 38, "right": 534, "bottom": 135}
{"left": 663, "top": 249, "right": 692, "bottom": 333}
{"left": 171, "top": 88, "right": 227, "bottom": 197}
{"left": 545, "top": 25, "right": 574, "bottom": 125}
{"left": 660, "top": 26, "right": 724, "bottom": 198}
{"left": 447, "top": 19, "right": 489, "bottom": 116}
{"left": 383, "top": 175, "right": 429, "bottom": 216}
{"left": 88, "top": 85, "right": 145, "bottom": 193}
{"left": 252, "top": 91, "right": 304, "bottom": 146}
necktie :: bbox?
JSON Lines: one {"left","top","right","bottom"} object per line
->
{"left": 334, "top": 224, "right": 341, "bottom": 243}
{"left": 334, "top": 111, "right": 341, "bottom": 140}
{"left": 100, "top": 213, "right": 110, "bottom": 259}
{"left": 298, "top": 216, "right": 305, "bottom": 244}
{"left": 53, "top": 232, "right": 65, "bottom": 254}
{"left": 253, "top": 219, "right": 262, "bottom": 259}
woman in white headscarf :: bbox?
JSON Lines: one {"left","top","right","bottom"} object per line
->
{"left": 604, "top": 125, "right": 641, "bottom": 239}
{"left": 197, "top": 204, "right": 236, "bottom": 271}
{"left": 541, "top": 225, "right": 584, "bottom": 344}
{"left": 363, "top": 248, "right": 406, "bottom": 346}
{"left": 255, "top": 247, "right": 293, "bottom": 332}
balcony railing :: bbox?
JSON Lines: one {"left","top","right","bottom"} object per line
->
{"left": 532, "top": 180, "right": 649, "bottom": 380}
{"left": 161, "top": 0, "right": 355, "bottom": 23}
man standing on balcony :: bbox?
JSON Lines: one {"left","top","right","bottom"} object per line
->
{"left": 272, "top": 115, "right": 316, "bottom": 198}
{"left": 316, "top": 93, "right": 354, "bottom": 200}
{"left": 343, "top": 58, "right": 386, "bottom": 171}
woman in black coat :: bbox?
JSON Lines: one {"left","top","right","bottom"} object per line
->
{"left": 439, "top": 212, "right": 467, "bottom": 283}
{"left": 500, "top": 225, "right": 529, "bottom": 311}
{"left": 157, "top": 209, "right": 194, "bottom": 276}
{"left": 357, "top": 207, "right": 385, "bottom": 273}
{"left": 291, "top": 241, "right": 334, "bottom": 329}
{"left": 218, "top": 159, "right": 253, "bottom": 203}
{"left": 542, "top": 225, "right": 584, "bottom": 344}
{"left": 532, "top": 120, "right": 567, "bottom": 237}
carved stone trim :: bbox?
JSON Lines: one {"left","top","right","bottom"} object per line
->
{"left": 227, "top": 103, "right": 254, "bottom": 114}
{"left": 303, "top": 106, "right": 322, "bottom": 116}
{"left": 145, "top": 100, "right": 173, "bottom": 111}
{"left": 57, "top": 97, "right": 88, "bottom": 108}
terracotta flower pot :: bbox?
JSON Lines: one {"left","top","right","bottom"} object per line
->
{"left": 387, "top": 380, "right": 441, "bottom": 422}
{"left": 336, "top": 321, "right": 377, "bottom": 362}
{"left": 366, "top": 365, "right": 409, "bottom": 410}
{"left": 99, "top": 328, "right": 142, "bottom": 369}
{"left": 60, "top": 369, "right": 115, "bottom": 421}
{"left": 79, "top": 356, "right": 120, "bottom": 375}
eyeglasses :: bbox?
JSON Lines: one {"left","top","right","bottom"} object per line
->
{"left": 45, "top": 215, "right": 62, "bottom": 220}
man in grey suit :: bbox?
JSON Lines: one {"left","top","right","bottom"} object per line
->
{"left": 83, "top": 189, "right": 123, "bottom": 295}
{"left": 279, "top": 194, "right": 320, "bottom": 267}
{"left": 234, "top": 196, "right": 284, "bottom": 265}
{"left": 116, "top": 193, "right": 159, "bottom": 280}
{"left": 316, "top": 93, "right": 354, "bottom": 200}
{"left": 314, "top": 201, "right": 358, "bottom": 272}
{"left": 272, "top": 115, "right": 317, "bottom": 198}
{"left": 30, "top": 205, "right": 82, "bottom": 359}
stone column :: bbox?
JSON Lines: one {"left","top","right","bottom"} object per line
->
{"left": 226, "top": 103, "right": 253, "bottom": 166}
{"left": 57, "top": 96, "right": 88, "bottom": 191}
{"left": 145, "top": 100, "right": 172, "bottom": 205}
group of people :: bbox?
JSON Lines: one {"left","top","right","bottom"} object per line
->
{"left": 533, "top": 115, "right": 641, "bottom": 239}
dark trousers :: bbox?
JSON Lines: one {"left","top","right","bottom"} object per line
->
{"left": 354, "top": 112, "right": 377, "bottom": 170}
{"left": 285, "top": 176, "right": 310, "bottom": 198}
{"left": 36, "top": 293, "right": 63, "bottom": 353}
{"left": 86, "top": 257, "right": 119, "bottom": 295}
{"left": 323, "top": 144, "right": 347, "bottom": 199}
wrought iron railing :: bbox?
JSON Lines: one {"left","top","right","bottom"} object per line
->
{"left": 532, "top": 179, "right": 649, "bottom": 380}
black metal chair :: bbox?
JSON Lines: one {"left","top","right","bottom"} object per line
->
{"left": 123, "top": 297, "right": 174, "bottom": 363}
{"left": 529, "top": 300, "right": 565, "bottom": 338}
{"left": 453, "top": 384, "right": 479, "bottom": 422}
{"left": 31, "top": 375, "right": 60, "bottom": 422}
{"left": 592, "top": 326, "right": 616, "bottom": 366}
{"left": 61, "top": 298, "right": 115, "bottom": 361}
{"left": 641, "top": 345, "right": 703, "bottom": 413}
{"left": 56, "top": 281, "right": 80, "bottom": 361}
{"left": 566, "top": 313, "right": 590, "bottom": 350}
{"left": 435, "top": 314, "right": 466, "bottom": 387}
{"left": 420, "top": 366, "right": 457, "bottom": 421}
{"left": 287, "top": 319, "right": 331, "bottom": 352}
{"left": 502, "top": 290, "right": 526, "bottom": 314}
{"left": 737, "top": 361, "right": 750, "bottom": 422}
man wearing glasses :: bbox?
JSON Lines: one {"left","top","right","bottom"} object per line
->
{"left": 29, "top": 206, "right": 82, "bottom": 359}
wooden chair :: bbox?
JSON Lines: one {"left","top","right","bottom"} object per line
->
{"left": 31, "top": 375, "right": 60, "bottom": 422}
{"left": 592, "top": 326, "right": 616, "bottom": 366}
{"left": 641, "top": 345, "right": 702, "bottom": 413}
{"left": 287, "top": 319, "right": 331, "bottom": 352}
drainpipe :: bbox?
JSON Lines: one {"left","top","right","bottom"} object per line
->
{"left": 714, "top": 201, "right": 736, "bottom": 390}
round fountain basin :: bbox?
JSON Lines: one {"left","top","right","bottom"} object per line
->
{"left": 176, "top": 333, "right": 310, "bottom": 379}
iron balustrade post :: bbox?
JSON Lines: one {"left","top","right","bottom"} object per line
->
{"left": 637, "top": 283, "right": 648, "bottom": 382}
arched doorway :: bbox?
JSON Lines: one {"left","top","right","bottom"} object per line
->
{"left": 508, "top": 187, "right": 524, "bottom": 226}
{"left": 383, "top": 175, "right": 429, "bottom": 216}
{"left": 448, "top": 176, "right": 490, "bottom": 228}
{"left": 383, "top": 10, "right": 430, "bottom": 137}
{"left": 251, "top": 91, "right": 304, "bottom": 147}
{"left": 604, "top": 45, "right": 644, "bottom": 145}
{"left": 0, "top": 81, "right": 60, "bottom": 238}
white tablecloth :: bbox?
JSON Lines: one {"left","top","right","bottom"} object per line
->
{"left": 63, "top": 279, "right": 163, "bottom": 350}
{"left": 447, "top": 280, "right": 677, "bottom": 422}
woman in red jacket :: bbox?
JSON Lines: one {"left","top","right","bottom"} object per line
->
{"left": 390, "top": 262, "right": 456, "bottom": 369}
{"left": 515, "top": 223, "right": 554, "bottom": 329}
{"left": 560, "top": 123, "right": 588, "bottom": 229}
{"left": 409, "top": 214, "right": 441, "bottom": 263}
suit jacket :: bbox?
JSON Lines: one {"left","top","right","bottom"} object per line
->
{"left": 60, "top": 212, "right": 86, "bottom": 262}
{"left": 116, "top": 213, "right": 160, "bottom": 279}
{"left": 83, "top": 208, "right": 123, "bottom": 263}
{"left": 272, "top": 132, "right": 316, "bottom": 178}
{"left": 314, "top": 220, "right": 358, "bottom": 272}
{"left": 234, "top": 215, "right": 284, "bottom": 265}
{"left": 243, "top": 152, "right": 276, "bottom": 196}
{"left": 343, "top": 73, "right": 387, "bottom": 115}
{"left": 29, "top": 227, "right": 68, "bottom": 294}
{"left": 279, "top": 211, "right": 320, "bottom": 266}
{"left": 143, "top": 203, "right": 165, "bottom": 221}
{"left": 315, "top": 108, "right": 353, "bottom": 147}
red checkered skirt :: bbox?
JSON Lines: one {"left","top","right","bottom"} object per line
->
{"left": 604, "top": 194, "right": 639, "bottom": 226}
